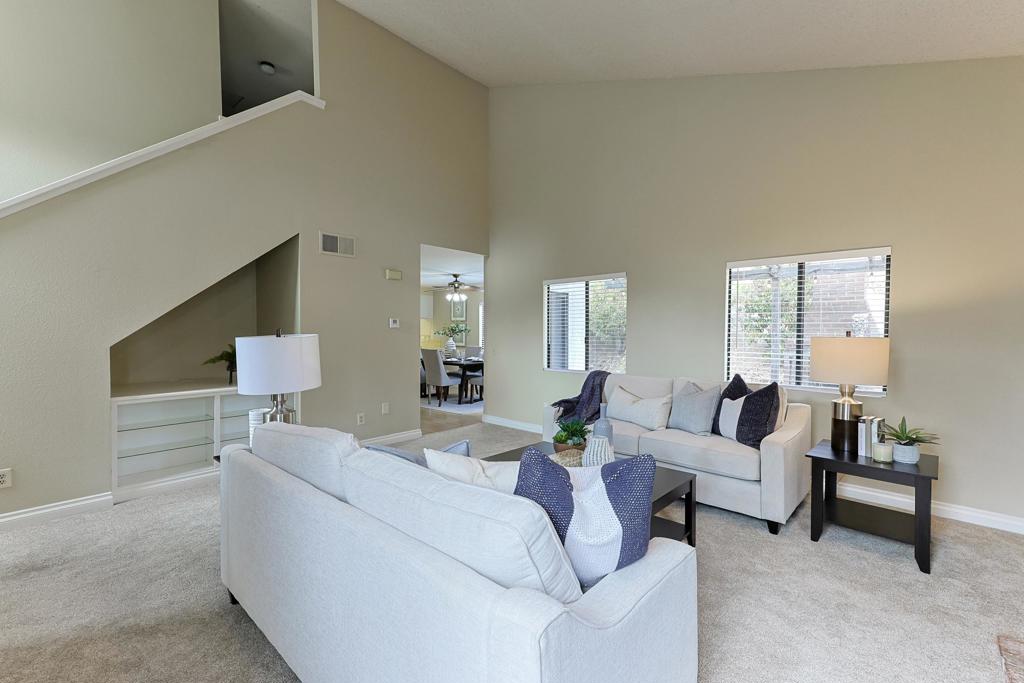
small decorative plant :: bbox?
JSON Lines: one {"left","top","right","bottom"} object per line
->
{"left": 434, "top": 323, "right": 470, "bottom": 339}
{"left": 203, "top": 344, "right": 237, "bottom": 385}
{"left": 881, "top": 416, "right": 938, "bottom": 465}
{"left": 553, "top": 418, "right": 590, "bottom": 452}
{"left": 882, "top": 417, "right": 939, "bottom": 446}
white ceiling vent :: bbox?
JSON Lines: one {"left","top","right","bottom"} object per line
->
{"left": 320, "top": 231, "right": 355, "bottom": 257}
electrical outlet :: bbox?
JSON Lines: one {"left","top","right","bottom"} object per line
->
{"left": 356, "top": 412, "right": 366, "bottom": 426}
{"left": 388, "top": 318, "right": 400, "bottom": 329}
{"left": 0, "top": 468, "right": 11, "bottom": 489}
{"left": 381, "top": 402, "right": 390, "bottom": 416}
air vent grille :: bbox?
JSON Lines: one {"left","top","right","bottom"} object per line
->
{"left": 320, "top": 231, "right": 355, "bottom": 257}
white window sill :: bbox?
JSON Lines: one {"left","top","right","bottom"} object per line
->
{"left": 543, "top": 368, "right": 590, "bottom": 375}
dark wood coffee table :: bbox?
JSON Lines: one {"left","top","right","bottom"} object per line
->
{"left": 806, "top": 439, "right": 939, "bottom": 573}
{"left": 485, "top": 442, "right": 696, "bottom": 546}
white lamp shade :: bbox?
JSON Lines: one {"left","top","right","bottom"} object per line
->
{"left": 810, "top": 336, "right": 890, "bottom": 386}
{"left": 236, "top": 334, "right": 321, "bottom": 395}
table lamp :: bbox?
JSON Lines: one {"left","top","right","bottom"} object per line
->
{"left": 810, "top": 332, "right": 890, "bottom": 454}
{"left": 236, "top": 331, "right": 321, "bottom": 424}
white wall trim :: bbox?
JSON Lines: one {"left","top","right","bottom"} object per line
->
{"left": 0, "top": 90, "right": 327, "bottom": 221}
{"left": 114, "top": 467, "right": 219, "bottom": 504}
{"left": 0, "top": 492, "right": 113, "bottom": 530}
{"left": 838, "top": 481, "right": 1024, "bottom": 536}
{"left": 482, "top": 414, "right": 543, "bottom": 434}
{"left": 362, "top": 429, "right": 423, "bottom": 446}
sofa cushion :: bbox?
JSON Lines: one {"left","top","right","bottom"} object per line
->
{"left": 607, "top": 418, "right": 651, "bottom": 456}
{"left": 638, "top": 429, "right": 761, "bottom": 481}
{"left": 251, "top": 423, "right": 360, "bottom": 500}
{"left": 424, "top": 448, "right": 519, "bottom": 492}
{"left": 342, "top": 449, "right": 583, "bottom": 603}
{"left": 365, "top": 439, "right": 470, "bottom": 467}
{"left": 606, "top": 386, "right": 672, "bottom": 431}
{"left": 514, "top": 447, "right": 656, "bottom": 588}
{"left": 667, "top": 382, "right": 720, "bottom": 435}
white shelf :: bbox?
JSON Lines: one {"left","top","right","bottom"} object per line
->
{"left": 117, "top": 462, "right": 218, "bottom": 490}
{"left": 111, "top": 384, "right": 280, "bottom": 501}
{"left": 117, "top": 436, "right": 214, "bottom": 460}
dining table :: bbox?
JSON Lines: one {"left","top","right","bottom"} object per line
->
{"left": 442, "top": 357, "right": 484, "bottom": 404}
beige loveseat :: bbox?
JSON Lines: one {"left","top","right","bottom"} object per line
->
{"left": 543, "top": 374, "right": 813, "bottom": 533}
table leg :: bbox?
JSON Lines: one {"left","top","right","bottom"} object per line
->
{"left": 811, "top": 460, "right": 824, "bottom": 542}
{"left": 825, "top": 470, "right": 837, "bottom": 503}
{"left": 458, "top": 367, "right": 467, "bottom": 404}
{"left": 684, "top": 479, "right": 696, "bottom": 547}
{"left": 915, "top": 479, "right": 932, "bottom": 574}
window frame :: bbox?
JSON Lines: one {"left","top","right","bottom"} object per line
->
{"left": 723, "top": 247, "right": 891, "bottom": 396}
{"left": 543, "top": 272, "right": 628, "bottom": 374}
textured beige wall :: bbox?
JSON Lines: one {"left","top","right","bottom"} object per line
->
{"left": 488, "top": 57, "right": 1024, "bottom": 518}
{"left": 109, "top": 264, "right": 258, "bottom": 387}
{"left": 255, "top": 235, "right": 300, "bottom": 335}
{"left": 0, "top": 1, "right": 487, "bottom": 513}
{"left": 0, "top": 0, "right": 221, "bottom": 201}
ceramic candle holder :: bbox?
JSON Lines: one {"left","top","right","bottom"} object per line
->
{"left": 872, "top": 442, "right": 894, "bottom": 463}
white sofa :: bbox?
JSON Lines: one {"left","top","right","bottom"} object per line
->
{"left": 544, "top": 373, "right": 813, "bottom": 533}
{"left": 220, "top": 422, "right": 698, "bottom": 683}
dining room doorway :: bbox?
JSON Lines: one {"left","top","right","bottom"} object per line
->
{"left": 419, "top": 245, "right": 485, "bottom": 428}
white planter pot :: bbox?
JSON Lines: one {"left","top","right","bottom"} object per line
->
{"left": 444, "top": 337, "right": 458, "bottom": 358}
{"left": 892, "top": 443, "right": 920, "bottom": 464}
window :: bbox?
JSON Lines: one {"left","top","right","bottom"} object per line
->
{"left": 479, "top": 302, "right": 485, "bottom": 350}
{"left": 725, "top": 247, "right": 890, "bottom": 393}
{"left": 544, "top": 274, "right": 627, "bottom": 372}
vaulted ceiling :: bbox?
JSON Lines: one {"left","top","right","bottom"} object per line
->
{"left": 338, "top": 0, "right": 1024, "bottom": 86}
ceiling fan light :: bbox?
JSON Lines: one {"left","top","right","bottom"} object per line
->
{"left": 445, "top": 292, "right": 454, "bottom": 301}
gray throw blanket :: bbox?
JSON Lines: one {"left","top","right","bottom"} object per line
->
{"left": 551, "top": 370, "right": 610, "bottom": 425}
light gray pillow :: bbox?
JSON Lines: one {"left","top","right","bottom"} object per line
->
{"left": 668, "top": 382, "right": 720, "bottom": 435}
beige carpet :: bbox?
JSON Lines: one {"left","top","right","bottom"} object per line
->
{"left": 2, "top": 422, "right": 1022, "bottom": 682}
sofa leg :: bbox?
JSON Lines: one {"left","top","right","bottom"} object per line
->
{"left": 228, "top": 591, "right": 238, "bottom": 605}
{"left": 766, "top": 521, "right": 781, "bottom": 535}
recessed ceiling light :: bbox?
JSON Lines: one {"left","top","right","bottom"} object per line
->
{"left": 259, "top": 61, "right": 276, "bottom": 75}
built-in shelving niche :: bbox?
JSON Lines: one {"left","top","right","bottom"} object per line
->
{"left": 109, "top": 235, "right": 298, "bottom": 500}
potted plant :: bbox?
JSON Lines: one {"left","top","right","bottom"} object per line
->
{"left": 434, "top": 323, "right": 470, "bottom": 358}
{"left": 552, "top": 418, "right": 590, "bottom": 453}
{"left": 881, "top": 417, "right": 939, "bottom": 464}
{"left": 203, "top": 344, "right": 237, "bottom": 384}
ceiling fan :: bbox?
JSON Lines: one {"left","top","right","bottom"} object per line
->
{"left": 440, "top": 274, "right": 477, "bottom": 302}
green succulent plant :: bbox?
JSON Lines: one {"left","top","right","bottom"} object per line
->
{"left": 553, "top": 418, "right": 590, "bottom": 446}
{"left": 881, "top": 416, "right": 939, "bottom": 446}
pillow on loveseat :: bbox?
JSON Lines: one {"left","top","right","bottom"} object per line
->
{"left": 606, "top": 385, "right": 672, "bottom": 431}
{"left": 712, "top": 375, "right": 782, "bottom": 449}
{"left": 514, "top": 447, "right": 656, "bottom": 588}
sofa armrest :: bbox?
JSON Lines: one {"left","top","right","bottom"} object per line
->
{"left": 760, "top": 402, "right": 813, "bottom": 524}
{"left": 541, "top": 404, "right": 562, "bottom": 441}
{"left": 487, "top": 539, "right": 697, "bottom": 683}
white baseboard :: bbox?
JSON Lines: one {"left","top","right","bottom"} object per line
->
{"left": 482, "top": 414, "right": 543, "bottom": 434}
{"left": 838, "top": 481, "right": 1024, "bottom": 536}
{"left": 362, "top": 429, "right": 422, "bottom": 446}
{"left": 0, "top": 492, "right": 113, "bottom": 530}
{"left": 114, "top": 467, "right": 219, "bottom": 504}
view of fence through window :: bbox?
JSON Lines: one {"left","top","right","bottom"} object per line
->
{"left": 545, "top": 275, "right": 627, "bottom": 372}
{"left": 726, "top": 249, "right": 890, "bottom": 392}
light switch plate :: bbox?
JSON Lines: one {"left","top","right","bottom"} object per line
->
{"left": 388, "top": 318, "right": 400, "bottom": 329}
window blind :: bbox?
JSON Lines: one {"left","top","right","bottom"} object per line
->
{"left": 726, "top": 248, "right": 890, "bottom": 393}
{"left": 544, "top": 274, "right": 627, "bottom": 373}
{"left": 479, "top": 302, "right": 485, "bottom": 349}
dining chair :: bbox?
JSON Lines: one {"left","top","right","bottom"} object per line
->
{"left": 468, "top": 374, "right": 484, "bottom": 402}
{"left": 421, "top": 348, "right": 461, "bottom": 406}
{"left": 465, "top": 346, "right": 482, "bottom": 359}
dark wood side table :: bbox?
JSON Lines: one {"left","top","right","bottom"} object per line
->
{"left": 486, "top": 441, "right": 696, "bottom": 547}
{"left": 805, "top": 439, "right": 939, "bottom": 574}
